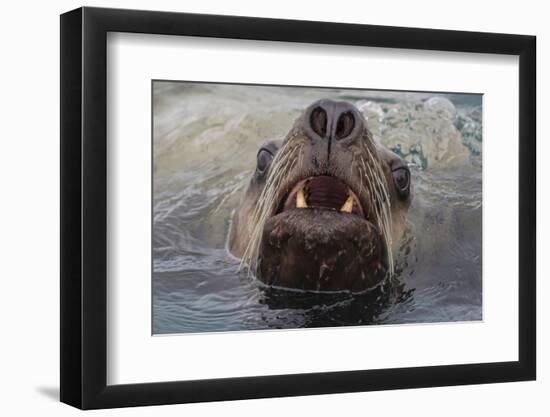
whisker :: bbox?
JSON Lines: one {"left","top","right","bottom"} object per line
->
{"left": 239, "top": 141, "right": 302, "bottom": 276}
{"left": 359, "top": 144, "right": 394, "bottom": 276}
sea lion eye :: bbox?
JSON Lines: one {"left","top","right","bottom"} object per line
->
{"left": 256, "top": 148, "right": 274, "bottom": 174}
{"left": 392, "top": 167, "right": 410, "bottom": 198}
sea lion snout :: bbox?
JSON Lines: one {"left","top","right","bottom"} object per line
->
{"left": 229, "top": 98, "right": 412, "bottom": 293}
{"left": 303, "top": 99, "right": 364, "bottom": 148}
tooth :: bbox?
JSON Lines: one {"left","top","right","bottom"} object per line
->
{"left": 340, "top": 195, "right": 353, "bottom": 213}
{"left": 296, "top": 188, "right": 308, "bottom": 208}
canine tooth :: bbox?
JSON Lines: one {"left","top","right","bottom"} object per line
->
{"left": 340, "top": 195, "right": 354, "bottom": 213}
{"left": 296, "top": 188, "right": 308, "bottom": 208}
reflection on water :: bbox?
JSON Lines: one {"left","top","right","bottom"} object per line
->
{"left": 153, "top": 82, "right": 482, "bottom": 334}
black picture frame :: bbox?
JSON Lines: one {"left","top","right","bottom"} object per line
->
{"left": 60, "top": 6, "right": 536, "bottom": 410}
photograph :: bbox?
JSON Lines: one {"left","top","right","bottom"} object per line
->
{"left": 0, "top": 0, "right": 542, "bottom": 413}
{"left": 152, "top": 81, "right": 483, "bottom": 334}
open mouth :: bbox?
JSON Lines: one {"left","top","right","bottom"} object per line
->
{"left": 259, "top": 176, "right": 388, "bottom": 293}
{"left": 280, "top": 176, "right": 365, "bottom": 218}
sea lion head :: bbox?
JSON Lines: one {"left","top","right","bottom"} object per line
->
{"left": 229, "top": 99, "right": 412, "bottom": 293}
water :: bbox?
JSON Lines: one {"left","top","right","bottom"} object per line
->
{"left": 152, "top": 82, "right": 482, "bottom": 334}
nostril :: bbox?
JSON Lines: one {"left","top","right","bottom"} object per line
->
{"left": 335, "top": 111, "right": 355, "bottom": 139}
{"left": 310, "top": 106, "right": 327, "bottom": 137}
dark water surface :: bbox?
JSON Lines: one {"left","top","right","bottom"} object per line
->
{"left": 153, "top": 82, "right": 482, "bottom": 334}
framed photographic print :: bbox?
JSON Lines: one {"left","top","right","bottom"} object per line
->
{"left": 60, "top": 6, "right": 536, "bottom": 409}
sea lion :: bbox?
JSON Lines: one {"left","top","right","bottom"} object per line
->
{"left": 229, "top": 99, "right": 412, "bottom": 293}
